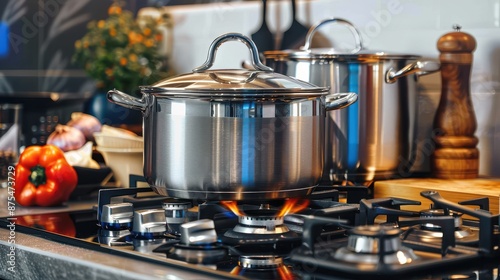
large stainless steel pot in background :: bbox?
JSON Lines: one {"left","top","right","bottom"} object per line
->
{"left": 108, "top": 33, "right": 357, "bottom": 201}
{"left": 263, "top": 18, "right": 439, "bottom": 183}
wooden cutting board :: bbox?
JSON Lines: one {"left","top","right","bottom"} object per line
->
{"left": 374, "top": 178, "right": 500, "bottom": 215}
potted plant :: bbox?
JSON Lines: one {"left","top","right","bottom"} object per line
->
{"left": 73, "top": 3, "right": 168, "bottom": 125}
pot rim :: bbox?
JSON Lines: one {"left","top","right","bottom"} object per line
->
{"left": 139, "top": 68, "right": 330, "bottom": 98}
{"left": 139, "top": 85, "right": 329, "bottom": 98}
{"left": 263, "top": 49, "right": 421, "bottom": 62}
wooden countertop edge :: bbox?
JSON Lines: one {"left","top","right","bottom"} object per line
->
{"left": 374, "top": 178, "right": 500, "bottom": 196}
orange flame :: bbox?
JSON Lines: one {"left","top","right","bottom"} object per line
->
{"left": 221, "top": 201, "right": 245, "bottom": 217}
{"left": 276, "top": 198, "right": 309, "bottom": 217}
{"left": 277, "top": 265, "right": 295, "bottom": 280}
{"left": 230, "top": 266, "right": 241, "bottom": 275}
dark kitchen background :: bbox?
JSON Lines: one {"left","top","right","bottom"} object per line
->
{"left": 0, "top": 0, "right": 236, "bottom": 93}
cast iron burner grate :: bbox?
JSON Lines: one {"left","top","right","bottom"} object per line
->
{"left": 289, "top": 214, "right": 483, "bottom": 279}
{"left": 357, "top": 190, "right": 499, "bottom": 254}
{"left": 288, "top": 190, "right": 500, "bottom": 279}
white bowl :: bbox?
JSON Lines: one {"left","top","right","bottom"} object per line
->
{"left": 96, "top": 146, "right": 143, "bottom": 187}
{"left": 93, "top": 132, "right": 143, "bottom": 149}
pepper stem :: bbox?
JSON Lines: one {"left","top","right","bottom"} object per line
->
{"left": 29, "top": 165, "right": 46, "bottom": 187}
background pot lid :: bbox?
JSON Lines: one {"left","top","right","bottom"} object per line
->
{"left": 263, "top": 18, "right": 420, "bottom": 62}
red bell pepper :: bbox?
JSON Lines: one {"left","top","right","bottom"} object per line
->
{"left": 14, "top": 145, "right": 78, "bottom": 207}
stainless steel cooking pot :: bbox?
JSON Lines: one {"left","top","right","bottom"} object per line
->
{"left": 107, "top": 33, "right": 357, "bottom": 200}
{"left": 263, "top": 18, "right": 440, "bottom": 183}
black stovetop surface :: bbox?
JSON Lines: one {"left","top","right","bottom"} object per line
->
{"left": 3, "top": 183, "right": 500, "bottom": 280}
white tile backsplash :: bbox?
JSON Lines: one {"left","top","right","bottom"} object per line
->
{"left": 438, "top": 0, "right": 500, "bottom": 29}
{"left": 141, "top": 0, "right": 500, "bottom": 176}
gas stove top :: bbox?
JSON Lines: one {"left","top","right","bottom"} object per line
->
{"left": 4, "top": 180, "right": 500, "bottom": 280}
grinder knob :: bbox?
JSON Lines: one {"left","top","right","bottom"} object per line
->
{"left": 432, "top": 25, "right": 479, "bottom": 178}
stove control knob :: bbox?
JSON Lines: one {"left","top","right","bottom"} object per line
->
{"left": 180, "top": 219, "right": 217, "bottom": 246}
{"left": 100, "top": 203, "right": 133, "bottom": 230}
{"left": 132, "top": 209, "right": 167, "bottom": 239}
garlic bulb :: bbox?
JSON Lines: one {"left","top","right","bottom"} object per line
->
{"left": 67, "top": 112, "right": 102, "bottom": 141}
{"left": 47, "top": 124, "right": 86, "bottom": 152}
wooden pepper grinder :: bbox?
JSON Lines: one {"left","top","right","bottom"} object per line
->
{"left": 432, "top": 25, "right": 479, "bottom": 179}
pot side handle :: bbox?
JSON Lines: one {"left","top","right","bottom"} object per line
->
{"left": 107, "top": 89, "right": 147, "bottom": 111}
{"left": 385, "top": 60, "right": 440, "bottom": 84}
{"left": 325, "top": 92, "right": 358, "bottom": 111}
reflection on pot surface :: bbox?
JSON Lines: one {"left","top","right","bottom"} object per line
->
{"left": 264, "top": 18, "right": 440, "bottom": 182}
{"left": 108, "top": 33, "right": 357, "bottom": 200}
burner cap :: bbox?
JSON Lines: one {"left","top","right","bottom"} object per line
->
{"left": 350, "top": 224, "right": 400, "bottom": 239}
{"left": 347, "top": 225, "right": 402, "bottom": 254}
{"left": 232, "top": 255, "right": 295, "bottom": 279}
{"left": 335, "top": 225, "right": 418, "bottom": 265}
{"left": 402, "top": 209, "right": 478, "bottom": 245}
{"left": 239, "top": 256, "right": 283, "bottom": 269}
{"left": 222, "top": 210, "right": 300, "bottom": 247}
{"left": 420, "top": 209, "right": 463, "bottom": 229}
{"left": 162, "top": 199, "right": 192, "bottom": 210}
{"left": 238, "top": 210, "right": 284, "bottom": 232}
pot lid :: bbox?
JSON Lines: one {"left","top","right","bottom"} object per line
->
{"left": 140, "top": 33, "right": 328, "bottom": 98}
{"left": 263, "top": 18, "right": 420, "bottom": 62}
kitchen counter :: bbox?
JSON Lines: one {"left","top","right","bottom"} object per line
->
{"left": 0, "top": 226, "right": 228, "bottom": 280}
{"left": 0, "top": 186, "right": 236, "bottom": 280}
{"left": 2, "top": 181, "right": 498, "bottom": 279}
{"left": 374, "top": 178, "right": 500, "bottom": 214}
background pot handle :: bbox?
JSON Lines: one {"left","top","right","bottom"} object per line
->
{"left": 107, "top": 89, "right": 147, "bottom": 111}
{"left": 385, "top": 60, "right": 440, "bottom": 84}
{"left": 325, "top": 92, "right": 358, "bottom": 111}
{"left": 302, "top": 18, "right": 363, "bottom": 53}
{"left": 193, "top": 33, "right": 273, "bottom": 73}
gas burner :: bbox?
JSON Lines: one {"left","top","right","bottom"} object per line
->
{"left": 239, "top": 255, "right": 284, "bottom": 269}
{"left": 334, "top": 225, "right": 418, "bottom": 265}
{"left": 289, "top": 209, "right": 489, "bottom": 279}
{"left": 222, "top": 210, "right": 301, "bottom": 247}
{"left": 162, "top": 198, "right": 192, "bottom": 235}
{"left": 235, "top": 210, "right": 289, "bottom": 235}
{"left": 420, "top": 209, "right": 463, "bottom": 230}
{"left": 230, "top": 255, "right": 295, "bottom": 279}
{"left": 401, "top": 208, "right": 479, "bottom": 246}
